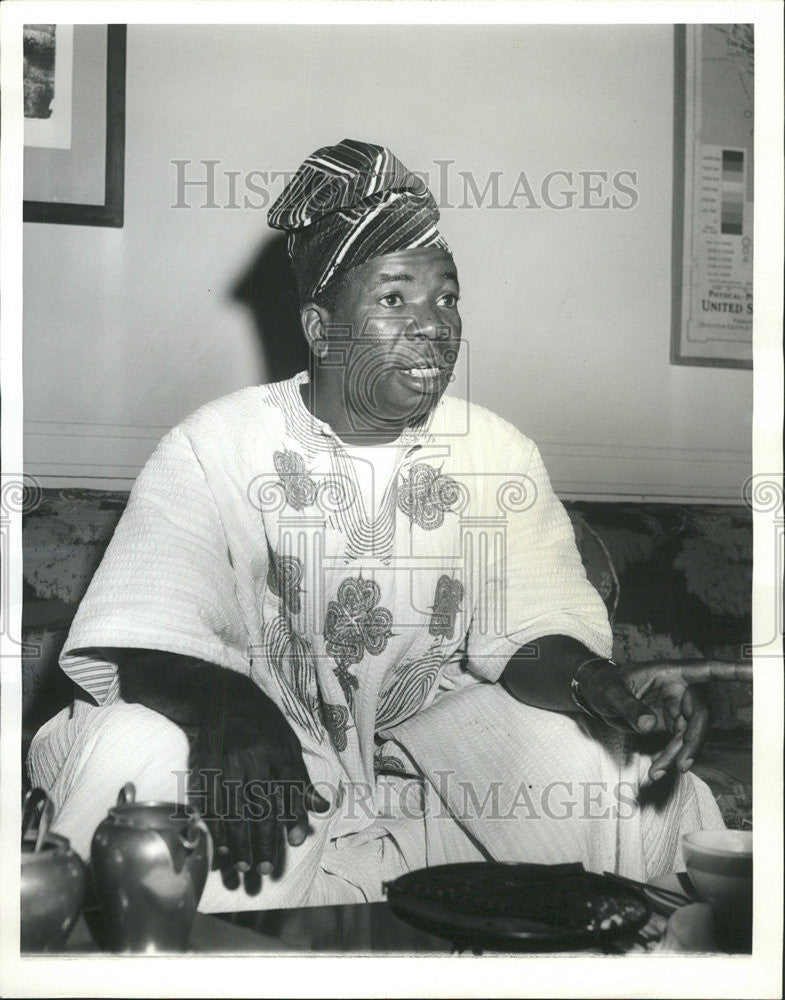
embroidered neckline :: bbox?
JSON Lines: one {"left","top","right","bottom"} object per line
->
{"left": 288, "top": 370, "right": 439, "bottom": 455}
{"left": 266, "top": 373, "right": 447, "bottom": 561}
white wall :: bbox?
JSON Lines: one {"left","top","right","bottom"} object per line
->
{"left": 24, "top": 24, "right": 752, "bottom": 500}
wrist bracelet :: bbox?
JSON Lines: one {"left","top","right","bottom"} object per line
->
{"left": 569, "top": 657, "right": 616, "bottom": 719}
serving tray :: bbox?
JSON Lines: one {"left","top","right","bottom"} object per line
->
{"left": 385, "top": 862, "right": 650, "bottom": 952}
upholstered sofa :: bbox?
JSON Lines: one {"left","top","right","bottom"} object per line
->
{"left": 21, "top": 490, "right": 752, "bottom": 828}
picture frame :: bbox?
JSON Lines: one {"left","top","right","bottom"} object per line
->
{"left": 670, "top": 24, "right": 754, "bottom": 370}
{"left": 23, "top": 24, "right": 126, "bottom": 228}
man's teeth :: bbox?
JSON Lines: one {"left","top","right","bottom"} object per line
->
{"left": 403, "top": 366, "right": 440, "bottom": 377}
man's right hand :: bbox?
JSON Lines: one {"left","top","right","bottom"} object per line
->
{"left": 189, "top": 686, "right": 330, "bottom": 880}
{"left": 112, "top": 648, "right": 330, "bottom": 885}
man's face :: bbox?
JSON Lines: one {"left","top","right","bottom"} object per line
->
{"left": 320, "top": 247, "right": 462, "bottom": 430}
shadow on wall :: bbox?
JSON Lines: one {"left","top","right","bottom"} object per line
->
{"left": 230, "top": 233, "right": 310, "bottom": 384}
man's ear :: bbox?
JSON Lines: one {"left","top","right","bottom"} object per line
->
{"left": 300, "top": 302, "right": 330, "bottom": 358}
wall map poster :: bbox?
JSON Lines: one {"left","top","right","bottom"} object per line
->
{"left": 672, "top": 24, "right": 754, "bottom": 368}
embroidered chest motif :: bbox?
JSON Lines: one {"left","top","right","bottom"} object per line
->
{"left": 324, "top": 576, "right": 394, "bottom": 708}
{"left": 397, "top": 462, "right": 460, "bottom": 530}
{"left": 273, "top": 448, "right": 318, "bottom": 510}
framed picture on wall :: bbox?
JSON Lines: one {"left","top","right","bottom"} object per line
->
{"left": 671, "top": 23, "right": 754, "bottom": 369}
{"left": 23, "top": 24, "right": 126, "bottom": 227}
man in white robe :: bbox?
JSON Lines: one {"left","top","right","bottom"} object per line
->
{"left": 29, "top": 139, "right": 749, "bottom": 912}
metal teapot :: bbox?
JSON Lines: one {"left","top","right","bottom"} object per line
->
{"left": 89, "top": 782, "right": 211, "bottom": 952}
{"left": 21, "top": 788, "right": 87, "bottom": 952}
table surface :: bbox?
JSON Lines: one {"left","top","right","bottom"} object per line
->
{"left": 34, "top": 873, "right": 749, "bottom": 956}
{"left": 56, "top": 902, "right": 449, "bottom": 955}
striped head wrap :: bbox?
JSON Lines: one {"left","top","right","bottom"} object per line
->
{"left": 267, "top": 138, "right": 450, "bottom": 303}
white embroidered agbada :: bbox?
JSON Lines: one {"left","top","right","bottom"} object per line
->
{"left": 30, "top": 372, "right": 723, "bottom": 911}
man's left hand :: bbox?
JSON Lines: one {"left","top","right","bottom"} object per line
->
{"left": 577, "top": 660, "right": 752, "bottom": 782}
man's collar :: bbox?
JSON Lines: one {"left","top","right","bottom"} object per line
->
{"left": 286, "top": 370, "right": 440, "bottom": 452}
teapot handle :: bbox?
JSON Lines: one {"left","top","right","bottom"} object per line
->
{"left": 22, "top": 788, "right": 54, "bottom": 852}
{"left": 154, "top": 810, "right": 212, "bottom": 876}
{"left": 117, "top": 782, "right": 136, "bottom": 807}
{"left": 182, "top": 812, "right": 213, "bottom": 872}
